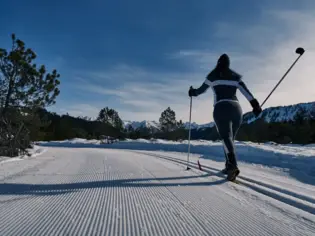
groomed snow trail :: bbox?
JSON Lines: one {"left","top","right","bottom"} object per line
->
{"left": 1, "top": 148, "right": 314, "bottom": 235}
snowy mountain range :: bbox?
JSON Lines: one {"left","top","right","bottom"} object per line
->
{"left": 123, "top": 101, "right": 315, "bottom": 132}
{"left": 123, "top": 120, "right": 214, "bottom": 131}
{"left": 123, "top": 120, "right": 160, "bottom": 131}
{"left": 183, "top": 122, "right": 215, "bottom": 130}
{"left": 243, "top": 101, "right": 315, "bottom": 124}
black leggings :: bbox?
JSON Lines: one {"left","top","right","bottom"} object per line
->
{"left": 213, "top": 101, "right": 243, "bottom": 156}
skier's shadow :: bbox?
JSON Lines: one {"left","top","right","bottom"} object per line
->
{"left": 0, "top": 173, "right": 227, "bottom": 197}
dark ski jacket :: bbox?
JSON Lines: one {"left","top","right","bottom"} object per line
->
{"left": 194, "top": 68, "right": 255, "bottom": 106}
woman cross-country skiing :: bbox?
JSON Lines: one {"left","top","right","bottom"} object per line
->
{"left": 188, "top": 54, "right": 262, "bottom": 181}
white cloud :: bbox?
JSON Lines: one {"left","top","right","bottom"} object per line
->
{"left": 58, "top": 104, "right": 101, "bottom": 119}
{"left": 65, "top": 7, "right": 315, "bottom": 124}
{"left": 74, "top": 71, "right": 206, "bottom": 121}
{"left": 168, "top": 8, "right": 315, "bottom": 122}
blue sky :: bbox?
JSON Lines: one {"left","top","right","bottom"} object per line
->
{"left": 1, "top": 0, "right": 315, "bottom": 123}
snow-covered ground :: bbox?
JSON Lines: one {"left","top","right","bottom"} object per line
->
{"left": 38, "top": 138, "right": 315, "bottom": 184}
{"left": 1, "top": 139, "right": 315, "bottom": 235}
{"left": 0, "top": 145, "right": 46, "bottom": 164}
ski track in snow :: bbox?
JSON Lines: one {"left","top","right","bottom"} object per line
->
{"left": 0, "top": 148, "right": 315, "bottom": 235}
{"left": 136, "top": 151, "right": 315, "bottom": 215}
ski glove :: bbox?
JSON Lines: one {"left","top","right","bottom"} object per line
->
{"left": 188, "top": 87, "right": 198, "bottom": 97}
{"left": 250, "top": 99, "right": 262, "bottom": 117}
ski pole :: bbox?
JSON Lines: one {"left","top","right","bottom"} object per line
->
{"left": 186, "top": 94, "right": 192, "bottom": 170}
{"left": 261, "top": 47, "right": 305, "bottom": 108}
{"left": 186, "top": 89, "right": 203, "bottom": 171}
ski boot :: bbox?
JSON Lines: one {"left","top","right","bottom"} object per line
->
{"left": 221, "top": 161, "right": 228, "bottom": 175}
{"left": 227, "top": 165, "right": 240, "bottom": 181}
{"left": 221, "top": 151, "right": 229, "bottom": 175}
{"left": 226, "top": 153, "right": 240, "bottom": 181}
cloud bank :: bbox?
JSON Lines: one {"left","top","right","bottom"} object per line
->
{"left": 55, "top": 7, "right": 315, "bottom": 124}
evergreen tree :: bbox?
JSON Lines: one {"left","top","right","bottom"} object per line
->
{"left": 97, "top": 107, "right": 123, "bottom": 131}
{"left": 159, "top": 107, "right": 177, "bottom": 132}
{"left": 0, "top": 34, "right": 61, "bottom": 157}
{"left": 0, "top": 34, "right": 60, "bottom": 116}
{"left": 97, "top": 107, "right": 110, "bottom": 123}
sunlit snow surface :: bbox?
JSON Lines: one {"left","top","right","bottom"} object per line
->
{"left": 1, "top": 138, "right": 315, "bottom": 235}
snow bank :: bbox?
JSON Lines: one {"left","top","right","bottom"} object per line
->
{"left": 38, "top": 138, "right": 315, "bottom": 171}
{"left": 0, "top": 145, "right": 46, "bottom": 163}
{"left": 38, "top": 138, "right": 315, "bottom": 156}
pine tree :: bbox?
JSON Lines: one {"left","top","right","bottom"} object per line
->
{"left": 113, "top": 112, "right": 123, "bottom": 131}
{"left": 97, "top": 107, "right": 110, "bottom": 123}
{"left": 0, "top": 34, "right": 61, "bottom": 157}
{"left": 0, "top": 34, "right": 60, "bottom": 116}
{"left": 97, "top": 107, "right": 123, "bottom": 131}
{"left": 159, "top": 107, "right": 177, "bottom": 132}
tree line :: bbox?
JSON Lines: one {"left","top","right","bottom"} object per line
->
{"left": 1, "top": 34, "right": 315, "bottom": 157}
{"left": 34, "top": 106, "right": 186, "bottom": 141}
{"left": 33, "top": 104, "right": 315, "bottom": 146}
